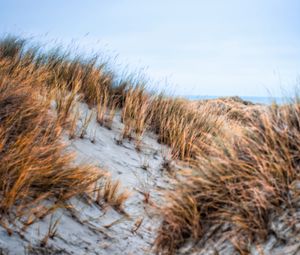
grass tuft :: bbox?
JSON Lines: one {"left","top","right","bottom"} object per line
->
{"left": 155, "top": 101, "right": 300, "bottom": 254}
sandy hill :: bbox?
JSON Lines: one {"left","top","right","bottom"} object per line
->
{"left": 0, "top": 37, "right": 299, "bottom": 255}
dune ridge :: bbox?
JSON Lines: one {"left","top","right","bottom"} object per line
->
{"left": 0, "top": 36, "right": 299, "bottom": 254}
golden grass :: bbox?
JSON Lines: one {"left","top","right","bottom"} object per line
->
{"left": 79, "top": 110, "right": 94, "bottom": 139}
{"left": 2, "top": 36, "right": 298, "bottom": 255}
{"left": 94, "top": 177, "right": 130, "bottom": 213}
{"left": 0, "top": 36, "right": 128, "bottom": 225}
{"left": 96, "top": 86, "right": 109, "bottom": 125}
{"left": 155, "top": 102, "right": 300, "bottom": 254}
{"left": 121, "top": 86, "right": 152, "bottom": 151}
{"left": 149, "top": 97, "right": 224, "bottom": 159}
{"left": 194, "top": 96, "right": 262, "bottom": 126}
{"left": 0, "top": 78, "right": 103, "bottom": 220}
{"left": 0, "top": 36, "right": 224, "bottom": 161}
{"left": 96, "top": 86, "right": 118, "bottom": 129}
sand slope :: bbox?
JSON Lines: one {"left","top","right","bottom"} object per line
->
{"left": 0, "top": 103, "right": 173, "bottom": 254}
{"left": 0, "top": 102, "right": 299, "bottom": 255}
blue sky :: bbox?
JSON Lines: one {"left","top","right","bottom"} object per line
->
{"left": 1, "top": 0, "right": 300, "bottom": 97}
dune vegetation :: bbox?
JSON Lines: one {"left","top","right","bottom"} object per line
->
{"left": 0, "top": 36, "right": 299, "bottom": 254}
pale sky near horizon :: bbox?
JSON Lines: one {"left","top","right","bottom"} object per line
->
{"left": 1, "top": 0, "right": 300, "bottom": 97}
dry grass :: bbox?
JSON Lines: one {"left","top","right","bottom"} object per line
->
{"left": 79, "top": 109, "right": 94, "bottom": 139}
{"left": 0, "top": 36, "right": 224, "bottom": 162}
{"left": 96, "top": 86, "right": 109, "bottom": 125}
{"left": 120, "top": 89, "right": 224, "bottom": 159}
{"left": 40, "top": 215, "right": 60, "bottom": 247}
{"left": 94, "top": 177, "right": 130, "bottom": 213}
{"left": 68, "top": 105, "right": 81, "bottom": 140}
{"left": 155, "top": 101, "right": 300, "bottom": 254}
{"left": 105, "top": 99, "right": 118, "bottom": 129}
{"left": 0, "top": 78, "right": 103, "bottom": 220}
{"left": 0, "top": 36, "right": 117, "bottom": 107}
{"left": 0, "top": 36, "right": 128, "bottom": 226}
{"left": 121, "top": 86, "right": 151, "bottom": 141}
{"left": 149, "top": 97, "right": 224, "bottom": 160}
{"left": 96, "top": 87, "right": 118, "bottom": 129}
{"left": 2, "top": 36, "right": 297, "bottom": 255}
{"left": 51, "top": 81, "right": 81, "bottom": 127}
{"left": 193, "top": 96, "right": 262, "bottom": 126}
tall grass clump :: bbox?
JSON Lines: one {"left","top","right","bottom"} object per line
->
{"left": 0, "top": 82, "right": 101, "bottom": 214}
{"left": 0, "top": 36, "right": 134, "bottom": 227}
{"left": 155, "top": 101, "right": 300, "bottom": 254}
{"left": 149, "top": 97, "right": 224, "bottom": 160}
{"left": 0, "top": 69, "right": 103, "bottom": 222}
{"left": 0, "top": 36, "right": 121, "bottom": 107}
{"left": 121, "top": 86, "right": 152, "bottom": 145}
{"left": 94, "top": 177, "right": 130, "bottom": 213}
{"left": 96, "top": 86, "right": 118, "bottom": 129}
{"left": 120, "top": 89, "right": 224, "bottom": 158}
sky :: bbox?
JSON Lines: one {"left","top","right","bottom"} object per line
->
{"left": 0, "top": 0, "right": 300, "bottom": 97}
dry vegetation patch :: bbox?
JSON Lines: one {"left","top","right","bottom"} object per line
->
{"left": 0, "top": 79, "right": 103, "bottom": 220}
{"left": 0, "top": 37, "right": 122, "bottom": 228}
{"left": 155, "top": 102, "right": 300, "bottom": 254}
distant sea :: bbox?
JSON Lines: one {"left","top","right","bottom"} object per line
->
{"left": 186, "top": 95, "right": 287, "bottom": 105}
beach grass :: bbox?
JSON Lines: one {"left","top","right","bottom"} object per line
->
{"left": 0, "top": 36, "right": 299, "bottom": 254}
